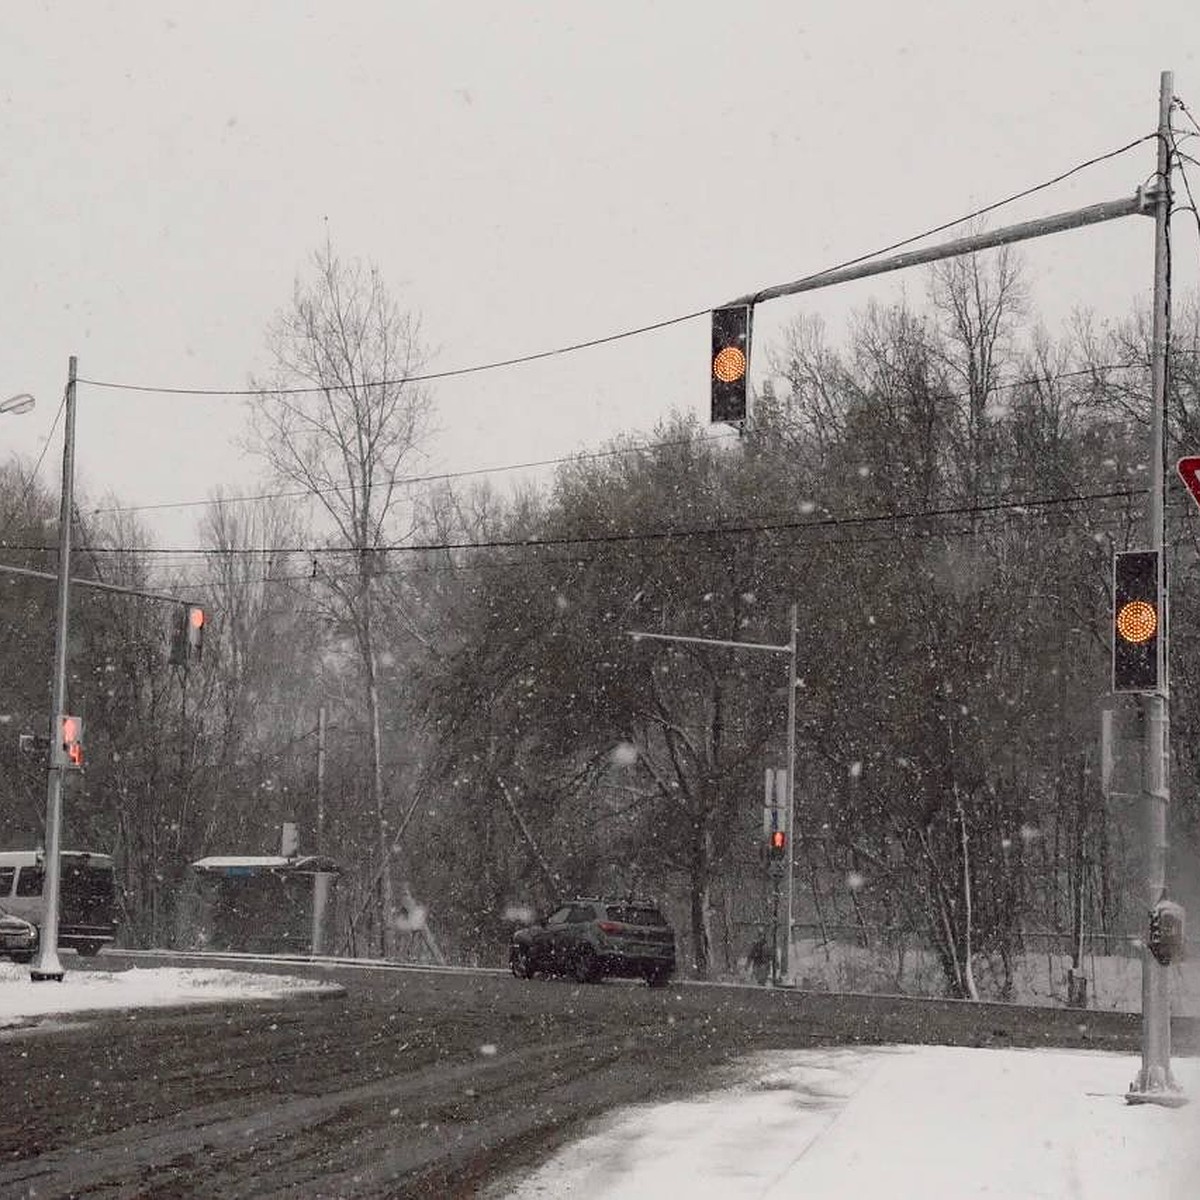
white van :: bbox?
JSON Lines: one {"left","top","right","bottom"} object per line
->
{"left": 0, "top": 850, "right": 118, "bottom": 956}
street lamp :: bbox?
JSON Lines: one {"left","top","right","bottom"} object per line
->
{"left": 627, "top": 603, "right": 800, "bottom": 982}
{"left": 0, "top": 393, "right": 35, "bottom": 416}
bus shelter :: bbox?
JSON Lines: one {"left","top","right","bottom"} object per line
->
{"left": 188, "top": 854, "right": 340, "bottom": 955}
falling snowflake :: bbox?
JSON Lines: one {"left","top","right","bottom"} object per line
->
{"left": 610, "top": 742, "right": 638, "bottom": 766}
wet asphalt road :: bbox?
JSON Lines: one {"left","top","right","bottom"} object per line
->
{"left": 1, "top": 953, "right": 1194, "bottom": 1198}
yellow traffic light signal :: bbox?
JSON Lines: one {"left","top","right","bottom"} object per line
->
{"left": 711, "top": 305, "right": 751, "bottom": 423}
{"left": 1116, "top": 599, "right": 1157, "bottom": 644}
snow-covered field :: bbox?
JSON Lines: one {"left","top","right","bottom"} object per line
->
{"left": 783, "top": 939, "right": 1200, "bottom": 1016}
{"left": 2, "top": 961, "right": 1197, "bottom": 1197}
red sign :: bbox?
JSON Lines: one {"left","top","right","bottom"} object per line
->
{"left": 1178, "top": 457, "right": 1200, "bottom": 511}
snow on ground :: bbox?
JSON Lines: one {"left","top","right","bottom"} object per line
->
{"left": 4, "top": 962, "right": 1199, "bottom": 1197}
{"left": 0, "top": 960, "right": 342, "bottom": 1027}
{"left": 495, "top": 1046, "right": 1200, "bottom": 1200}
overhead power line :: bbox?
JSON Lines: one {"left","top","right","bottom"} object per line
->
{"left": 1, "top": 485, "right": 1149, "bottom": 561}
{"left": 16, "top": 494, "right": 1154, "bottom": 596}
{"left": 73, "top": 135, "right": 1157, "bottom": 400}
{"left": 89, "top": 357, "right": 1158, "bottom": 521}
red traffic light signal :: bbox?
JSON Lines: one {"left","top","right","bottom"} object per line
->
{"left": 170, "top": 603, "right": 206, "bottom": 666}
{"left": 186, "top": 605, "right": 205, "bottom": 659}
{"left": 58, "top": 714, "right": 84, "bottom": 768}
{"left": 769, "top": 828, "right": 787, "bottom": 857}
{"left": 711, "top": 305, "right": 751, "bottom": 424}
{"left": 1113, "top": 550, "right": 1161, "bottom": 693}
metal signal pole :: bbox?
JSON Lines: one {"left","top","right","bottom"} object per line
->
{"left": 1127, "top": 70, "right": 1183, "bottom": 1107}
{"left": 30, "top": 356, "right": 77, "bottom": 983}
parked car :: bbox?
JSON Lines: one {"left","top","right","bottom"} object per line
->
{"left": 509, "top": 897, "right": 676, "bottom": 987}
{"left": 0, "top": 904, "right": 38, "bottom": 963}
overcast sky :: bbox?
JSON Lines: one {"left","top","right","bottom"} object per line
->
{"left": 1, "top": 2, "right": 1196, "bottom": 559}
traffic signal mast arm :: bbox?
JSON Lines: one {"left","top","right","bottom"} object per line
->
{"left": 0, "top": 559, "right": 201, "bottom": 607}
{"left": 725, "top": 191, "right": 1153, "bottom": 310}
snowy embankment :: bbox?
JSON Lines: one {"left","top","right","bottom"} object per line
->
{"left": 494, "top": 1045, "right": 1200, "bottom": 1199}
{"left": 0, "top": 960, "right": 343, "bottom": 1027}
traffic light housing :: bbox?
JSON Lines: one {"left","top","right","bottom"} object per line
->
{"left": 55, "top": 714, "right": 84, "bottom": 769}
{"left": 711, "top": 305, "right": 751, "bottom": 423}
{"left": 1113, "top": 550, "right": 1161, "bottom": 693}
{"left": 170, "top": 604, "right": 206, "bottom": 666}
{"left": 1148, "top": 900, "right": 1185, "bottom": 966}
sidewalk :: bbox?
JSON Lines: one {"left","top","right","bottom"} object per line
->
{"left": 494, "top": 1045, "right": 1200, "bottom": 1198}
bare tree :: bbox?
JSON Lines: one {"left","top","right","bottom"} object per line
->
{"left": 248, "top": 245, "right": 435, "bottom": 956}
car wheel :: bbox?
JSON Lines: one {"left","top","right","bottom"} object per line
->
{"left": 573, "top": 946, "right": 600, "bottom": 984}
{"left": 511, "top": 946, "right": 533, "bottom": 979}
{"left": 9, "top": 952, "right": 33, "bottom": 965}
{"left": 76, "top": 941, "right": 103, "bottom": 958}
{"left": 646, "top": 968, "right": 671, "bottom": 989}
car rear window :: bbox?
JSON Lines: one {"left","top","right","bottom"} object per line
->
{"left": 15, "top": 867, "right": 44, "bottom": 897}
{"left": 605, "top": 906, "right": 665, "bottom": 926}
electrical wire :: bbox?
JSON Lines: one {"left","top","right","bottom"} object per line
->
{"left": 70, "top": 497, "right": 1156, "bottom": 595}
{"left": 747, "top": 135, "right": 1157, "bottom": 304}
{"left": 0, "top": 485, "right": 1149, "bottom": 560}
{"left": 1169, "top": 125, "right": 1200, "bottom": 246}
{"left": 1178, "top": 97, "right": 1200, "bottom": 139}
{"left": 86, "top": 358, "right": 1157, "bottom": 521}
{"left": 72, "top": 136, "right": 1158, "bottom": 400}
{"left": 86, "top": 430, "right": 742, "bottom": 517}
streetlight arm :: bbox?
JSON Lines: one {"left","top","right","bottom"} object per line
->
{"left": 0, "top": 393, "right": 36, "bottom": 415}
{"left": 627, "top": 630, "right": 790, "bottom": 654}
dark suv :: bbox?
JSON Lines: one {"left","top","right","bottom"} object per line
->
{"left": 510, "top": 898, "right": 676, "bottom": 987}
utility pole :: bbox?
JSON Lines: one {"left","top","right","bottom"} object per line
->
{"left": 783, "top": 603, "right": 798, "bottom": 981}
{"left": 30, "top": 356, "right": 77, "bottom": 983}
{"left": 1127, "top": 70, "right": 1184, "bottom": 1107}
{"left": 316, "top": 705, "right": 327, "bottom": 853}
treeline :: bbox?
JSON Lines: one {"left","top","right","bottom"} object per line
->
{"left": 2, "top": 247, "right": 1198, "bottom": 997}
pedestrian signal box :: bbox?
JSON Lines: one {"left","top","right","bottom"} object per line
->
{"left": 56, "top": 714, "right": 84, "bottom": 769}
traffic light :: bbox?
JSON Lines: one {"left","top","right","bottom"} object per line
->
{"left": 170, "top": 604, "right": 206, "bottom": 666}
{"left": 711, "top": 305, "right": 751, "bottom": 423}
{"left": 1113, "top": 550, "right": 1161, "bottom": 693}
{"left": 56, "top": 714, "right": 84, "bottom": 769}
{"left": 186, "top": 605, "right": 205, "bottom": 662}
{"left": 769, "top": 828, "right": 787, "bottom": 859}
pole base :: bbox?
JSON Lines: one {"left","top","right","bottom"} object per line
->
{"left": 30, "top": 948, "right": 65, "bottom": 982}
{"left": 1126, "top": 1068, "right": 1188, "bottom": 1107}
